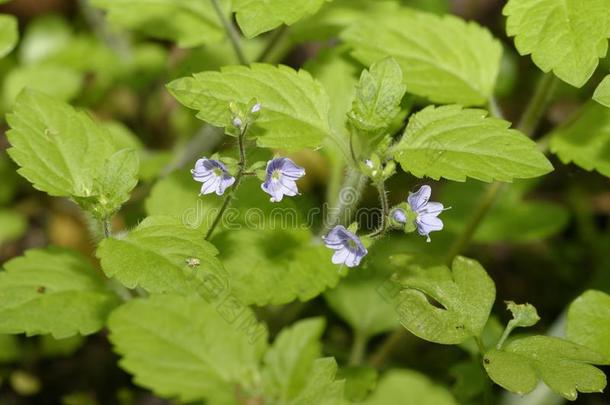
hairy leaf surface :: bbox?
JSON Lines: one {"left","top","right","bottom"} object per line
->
{"left": 392, "top": 105, "right": 553, "bottom": 182}
{"left": 0, "top": 248, "right": 119, "bottom": 338}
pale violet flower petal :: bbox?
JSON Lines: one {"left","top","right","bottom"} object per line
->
{"left": 262, "top": 157, "right": 305, "bottom": 202}
{"left": 421, "top": 201, "right": 444, "bottom": 215}
{"left": 407, "top": 185, "right": 431, "bottom": 212}
{"left": 192, "top": 158, "right": 235, "bottom": 196}
{"left": 405, "top": 185, "right": 445, "bottom": 241}
{"left": 200, "top": 175, "right": 220, "bottom": 195}
{"left": 332, "top": 249, "right": 350, "bottom": 264}
{"left": 217, "top": 176, "right": 236, "bottom": 196}
{"left": 416, "top": 214, "right": 444, "bottom": 242}
{"left": 323, "top": 225, "right": 367, "bottom": 268}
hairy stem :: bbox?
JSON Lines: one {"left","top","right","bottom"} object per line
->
{"left": 349, "top": 331, "right": 368, "bottom": 366}
{"left": 368, "top": 181, "right": 389, "bottom": 238}
{"left": 205, "top": 125, "right": 248, "bottom": 240}
{"left": 102, "top": 218, "right": 112, "bottom": 238}
{"left": 211, "top": 0, "right": 248, "bottom": 65}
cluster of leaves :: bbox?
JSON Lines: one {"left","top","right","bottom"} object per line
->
{"left": 0, "top": 0, "right": 610, "bottom": 403}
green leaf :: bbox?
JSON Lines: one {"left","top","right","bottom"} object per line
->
{"left": 290, "top": 0, "right": 402, "bottom": 43}
{"left": 262, "top": 318, "right": 325, "bottom": 402}
{"left": 342, "top": 9, "right": 502, "bottom": 106}
{"left": 450, "top": 361, "right": 487, "bottom": 403}
{"left": 145, "top": 170, "right": 222, "bottom": 232}
{"left": 0, "top": 14, "right": 18, "bottom": 58}
{"left": 234, "top": 0, "right": 330, "bottom": 38}
{"left": 167, "top": 64, "right": 331, "bottom": 150}
{"left": 442, "top": 180, "right": 569, "bottom": 243}
{"left": 304, "top": 46, "right": 359, "bottom": 160}
{"left": 550, "top": 102, "right": 610, "bottom": 178}
{"left": 0, "top": 247, "right": 119, "bottom": 338}
{"left": 0, "top": 209, "right": 27, "bottom": 245}
{"left": 91, "top": 0, "right": 229, "bottom": 48}
{"left": 348, "top": 57, "right": 406, "bottom": 136}
{"left": 363, "top": 369, "right": 457, "bottom": 405}
{"left": 212, "top": 227, "right": 342, "bottom": 306}
{"left": 288, "top": 357, "right": 345, "bottom": 405}
{"left": 391, "top": 105, "right": 553, "bottom": 182}
{"left": 6, "top": 91, "right": 138, "bottom": 217}
{"left": 324, "top": 251, "right": 400, "bottom": 338}
{"left": 339, "top": 366, "right": 378, "bottom": 402}
{"left": 74, "top": 149, "right": 139, "bottom": 218}
{"left": 567, "top": 290, "right": 610, "bottom": 360}
{"left": 395, "top": 256, "right": 496, "bottom": 344}
{"left": 459, "top": 316, "right": 504, "bottom": 356}
{"left": 108, "top": 294, "right": 268, "bottom": 403}
{"left": 506, "top": 301, "right": 540, "bottom": 329}
{"left": 97, "top": 216, "right": 225, "bottom": 295}
{"left": 594, "top": 75, "right": 610, "bottom": 108}
{"left": 88, "top": 149, "right": 139, "bottom": 215}
{"left": 503, "top": 0, "right": 610, "bottom": 87}
{"left": 3, "top": 65, "right": 82, "bottom": 106}
{"left": 103, "top": 121, "right": 144, "bottom": 151}
{"left": 483, "top": 336, "right": 609, "bottom": 400}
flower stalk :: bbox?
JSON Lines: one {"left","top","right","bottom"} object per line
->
{"left": 204, "top": 124, "right": 249, "bottom": 240}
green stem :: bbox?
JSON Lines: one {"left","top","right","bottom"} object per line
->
{"left": 78, "top": 0, "right": 131, "bottom": 61}
{"left": 205, "top": 125, "right": 248, "bottom": 240}
{"left": 322, "top": 168, "right": 367, "bottom": 234}
{"left": 369, "top": 328, "right": 408, "bottom": 369}
{"left": 102, "top": 218, "right": 111, "bottom": 238}
{"left": 443, "top": 181, "right": 504, "bottom": 264}
{"left": 349, "top": 331, "right": 368, "bottom": 366}
{"left": 256, "top": 25, "right": 288, "bottom": 63}
{"left": 488, "top": 97, "right": 504, "bottom": 119}
{"left": 517, "top": 73, "right": 558, "bottom": 135}
{"left": 211, "top": 0, "right": 248, "bottom": 65}
{"left": 368, "top": 181, "right": 389, "bottom": 238}
{"left": 496, "top": 322, "right": 515, "bottom": 350}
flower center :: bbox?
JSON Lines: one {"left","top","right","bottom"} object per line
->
{"left": 271, "top": 169, "right": 282, "bottom": 181}
{"left": 213, "top": 167, "right": 223, "bottom": 177}
{"left": 346, "top": 238, "right": 359, "bottom": 251}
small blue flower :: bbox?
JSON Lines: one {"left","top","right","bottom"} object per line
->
{"left": 408, "top": 185, "right": 445, "bottom": 242}
{"left": 261, "top": 157, "right": 305, "bottom": 202}
{"left": 192, "top": 158, "right": 235, "bottom": 196}
{"left": 323, "top": 225, "right": 368, "bottom": 268}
